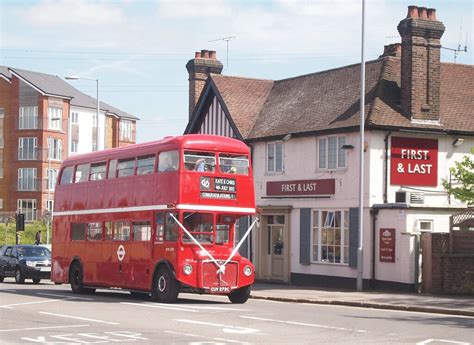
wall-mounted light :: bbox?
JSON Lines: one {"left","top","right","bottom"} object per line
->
{"left": 341, "top": 144, "right": 355, "bottom": 149}
{"left": 282, "top": 134, "right": 291, "bottom": 141}
{"left": 452, "top": 138, "right": 464, "bottom": 147}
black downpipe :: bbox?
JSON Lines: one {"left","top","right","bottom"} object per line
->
{"left": 370, "top": 208, "right": 379, "bottom": 288}
{"left": 383, "top": 131, "right": 392, "bottom": 203}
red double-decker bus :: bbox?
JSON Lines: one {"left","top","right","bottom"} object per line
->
{"left": 51, "top": 134, "right": 257, "bottom": 303}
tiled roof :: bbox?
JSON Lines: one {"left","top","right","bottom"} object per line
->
{"left": 208, "top": 58, "right": 473, "bottom": 140}
{"left": 210, "top": 74, "right": 274, "bottom": 138}
{"left": 2, "top": 66, "right": 138, "bottom": 120}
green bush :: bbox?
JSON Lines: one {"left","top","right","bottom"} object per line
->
{"left": 0, "top": 221, "right": 50, "bottom": 245}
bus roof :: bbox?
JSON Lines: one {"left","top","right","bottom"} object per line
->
{"left": 61, "top": 134, "right": 249, "bottom": 166}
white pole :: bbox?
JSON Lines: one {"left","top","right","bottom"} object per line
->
{"left": 96, "top": 79, "right": 100, "bottom": 151}
{"left": 46, "top": 135, "right": 51, "bottom": 245}
{"left": 357, "top": 0, "right": 366, "bottom": 291}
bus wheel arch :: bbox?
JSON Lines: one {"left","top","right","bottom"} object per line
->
{"left": 151, "top": 261, "right": 180, "bottom": 303}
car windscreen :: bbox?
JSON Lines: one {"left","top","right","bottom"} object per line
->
{"left": 17, "top": 246, "right": 51, "bottom": 257}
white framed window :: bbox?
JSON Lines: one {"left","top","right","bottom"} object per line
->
{"left": 17, "top": 199, "right": 36, "bottom": 221}
{"left": 419, "top": 219, "right": 433, "bottom": 232}
{"left": 46, "top": 200, "right": 54, "bottom": 214}
{"left": 19, "top": 106, "right": 38, "bottom": 129}
{"left": 0, "top": 199, "right": 3, "bottom": 209}
{"left": 48, "top": 107, "right": 62, "bottom": 130}
{"left": 48, "top": 137, "right": 62, "bottom": 161}
{"left": 18, "top": 137, "right": 37, "bottom": 160}
{"left": 318, "top": 136, "right": 347, "bottom": 170}
{"left": 267, "top": 141, "right": 283, "bottom": 173}
{"left": 312, "top": 209, "right": 349, "bottom": 264}
{"left": 71, "top": 140, "right": 78, "bottom": 153}
{"left": 18, "top": 168, "right": 37, "bottom": 191}
{"left": 71, "top": 112, "right": 79, "bottom": 124}
{"left": 119, "top": 120, "right": 133, "bottom": 141}
{"left": 47, "top": 169, "right": 58, "bottom": 191}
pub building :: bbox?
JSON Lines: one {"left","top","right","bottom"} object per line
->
{"left": 184, "top": 5, "right": 473, "bottom": 291}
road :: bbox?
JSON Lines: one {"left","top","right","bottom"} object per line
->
{"left": 0, "top": 279, "right": 472, "bottom": 345}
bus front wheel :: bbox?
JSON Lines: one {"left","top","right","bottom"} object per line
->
{"left": 228, "top": 285, "right": 251, "bottom": 304}
{"left": 151, "top": 266, "right": 179, "bottom": 303}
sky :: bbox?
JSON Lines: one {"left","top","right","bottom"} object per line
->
{"left": 0, "top": 0, "right": 472, "bottom": 144}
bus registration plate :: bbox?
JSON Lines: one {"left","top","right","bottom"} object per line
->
{"left": 209, "top": 286, "right": 231, "bottom": 294}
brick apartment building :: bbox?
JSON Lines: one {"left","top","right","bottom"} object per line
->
{"left": 184, "top": 6, "right": 473, "bottom": 290}
{"left": 0, "top": 67, "right": 138, "bottom": 221}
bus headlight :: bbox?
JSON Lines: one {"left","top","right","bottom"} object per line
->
{"left": 183, "top": 264, "right": 193, "bottom": 275}
{"left": 243, "top": 265, "right": 252, "bottom": 277}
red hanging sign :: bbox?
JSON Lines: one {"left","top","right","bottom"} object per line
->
{"left": 379, "top": 228, "right": 396, "bottom": 263}
{"left": 390, "top": 137, "right": 438, "bottom": 186}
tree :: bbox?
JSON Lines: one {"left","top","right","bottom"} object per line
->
{"left": 443, "top": 148, "right": 474, "bottom": 206}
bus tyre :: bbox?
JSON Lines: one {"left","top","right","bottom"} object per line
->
{"left": 15, "top": 267, "right": 25, "bottom": 284}
{"left": 152, "top": 266, "right": 179, "bottom": 303}
{"left": 228, "top": 285, "right": 251, "bottom": 304}
{"left": 32, "top": 278, "right": 41, "bottom": 284}
{"left": 69, "top": 262, "right": 95, "bottom": 294}
{"left": 0, "top": 276, "right": 4, "bottom": 283}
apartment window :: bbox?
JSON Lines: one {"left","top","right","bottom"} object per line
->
{"left": 71, "top": 112, "right": 79, "bottom": 124}
{"left": 267, "top": 141, "right": 283, "bottom": 173}
{"left": 0, "top": 199, "right": 3, "bottom": 209}
{"left": 0, "top": 108, "right": 4, "bottom": 148}
{"left": 318, "top": 136, "right": 347, "bottom": 170}
{"left": 48, "top": 107, "right": 62, "bottom": 130}
{"left": 71, "top": 140, "right": 78, "bottom": 153}
{"left": 17, "top": 199, "right": 37, "bottom": 221}
{"left": 19, "top": 106, "right": 38, "bottom": 129}
{"left": 47, "top": 169, "right": 58, "bottom": 191}
{"left": 18, "top": 137, "right": 37, "bottom": 160}
{"left": 119, "top": 120, "right": 133, "bottom": 141}
{"left": 312, "top": 210, "right": 349, "bottom": 264}
{"left": 46, "top": 200, "right": 54, "bottom": 213}
{"left": 48, "top": 137, "right": 62, "bottom": 161}
{"left": 18, "top": 168, "right": 37, "bottom": 191}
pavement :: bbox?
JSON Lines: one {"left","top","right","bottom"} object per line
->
{"left": 250, "top": 283, "right": 474, "bottom": 317}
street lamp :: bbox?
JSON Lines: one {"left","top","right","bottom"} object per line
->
{"left": 65, "top": 76, "right": 100, "bottom": 151}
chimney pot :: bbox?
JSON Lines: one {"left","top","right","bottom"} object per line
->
{"left": 407, "top": 5, "right": 418, "bottom": 18}
{"left": 209, "top": 50, "right": 216, "bottom": 60}
{"left": 201, "top": 50, "right": 210, "bottom": 59}
{"left": 195, "top": 51, "right": 202, "bottom": 59}
{"left": 418, "top": 7, "right": 428, "bottom": 19}
{"left": 427, "top": 8, "right": 437, "bottom": 21}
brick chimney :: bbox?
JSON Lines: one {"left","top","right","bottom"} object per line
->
{"left": 186, "top": 49, "right": 223, "bottom": 119}
{"left": 379, "top": 43, "right": 402, "bottom": 58}
{"left": 397, "top": 6, "right": 445, "bottom": 122}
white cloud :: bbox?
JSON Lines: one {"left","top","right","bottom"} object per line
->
{"left": 156, "top": 0, "right": 232, "bottom": 18}
{"left": 25, "top": 0, "right": 125, "bottom": 27}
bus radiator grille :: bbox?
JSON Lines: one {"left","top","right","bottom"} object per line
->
{"left": 201, "top": 261, "right": 238, "bottom": 289}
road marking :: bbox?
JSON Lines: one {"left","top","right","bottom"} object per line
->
{"left": 240, "top": 315, "right": 367, "bottom": 333}
{"left": 39, "top": 311, "right": 119, "bottom": 325}
{"left": 0, "top": 324, "right": 89, "bottom": 333}
{"left": 164, "top": 330, "right": 248, "bottom": 344}
{"left": 121, "top": 302, "right": 198, "bottom": 313}
{"left": 186, "top": 306, "right": 250, "bottom": 311}
{"left": 0, "top": 299, "right": 64, "bottom": 309}
{"left": 36, "top": 292, "right": 94, "bottom": 301}
{"left": 175, "top": 319, "right": 260, "bottom": 334}
{"left": 416, "top": 339, "right": 471, "bottom": 345}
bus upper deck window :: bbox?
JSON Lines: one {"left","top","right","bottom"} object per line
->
{"left": 184, "top": 151, "right": 216, "bottom": 172}
{"left": 117, "top": 158, "right": 135, "bottom": 177}
{"left": 137, "top": 155, "right": 156, "bottom": 175}
{"left": 60, "top": 166, "right": 74, "bottom": 185}
{"left": 75, "top": 164, "right": 90, "bottom": 183}
{"left": 219, "top": 154, "right": 249, "bottom": 175}
{"left": 108, "top": 159, "right": 117, "bottom": 179}
{"left": 158, "top": 150, "right": 179, "bottom": 172}
{"left": 90, "top": 162, "right": 107, "bottom": 181}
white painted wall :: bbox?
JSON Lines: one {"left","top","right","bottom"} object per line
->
{"left": 251, "top": 130, "right": 473, "bottom": 285}
{"left": 69, "top": 106, "right": 106, "bottom": 155}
